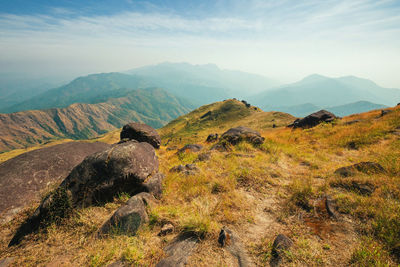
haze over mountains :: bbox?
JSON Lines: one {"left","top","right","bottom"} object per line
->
{"left": 2, "top": 63, "right": 399, "bottom": 115}
{"left": 1, "top": 62, "right": 400, "bottom": 152}
{"left": 249, "top": 74, "right": 400, "bottom": 116}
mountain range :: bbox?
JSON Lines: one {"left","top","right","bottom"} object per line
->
{"left": 1, "top": 62, "right": 399, "bottom": 152}
{"left": 249, "top": 74, "right": 400, "bottom": 113}
{"left": 275, "top": 101, "right": 387, "bottom": 117}
{"left": 0, "top": 88, "right": 192, "bottom": 152}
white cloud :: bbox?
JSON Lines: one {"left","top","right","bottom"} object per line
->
{"left": 0, "top": 0, "right": 399, "bottom": 87}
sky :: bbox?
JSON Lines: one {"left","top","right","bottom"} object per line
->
{"left": 0, "top": 0, "right": 400, "bottom": 87}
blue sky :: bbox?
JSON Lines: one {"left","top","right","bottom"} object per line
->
{"left": 1, "top": 0, "right": 400, "bottom": 87}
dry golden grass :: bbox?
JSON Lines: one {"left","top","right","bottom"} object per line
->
{"left": 1, "top": 103, "right": 399, "bottom": 266}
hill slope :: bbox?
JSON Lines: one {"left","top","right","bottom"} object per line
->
{"left": 1, "top": 101, "right": 400, "bottom": 266}
{"left": 0, "top": 88, "right": 192, "bottom": 152}
{"left": 250, "top": 74, "right": 400, "bottom": 110}
{"left": 159, "top": 99, "right": 295, "bottom": 144}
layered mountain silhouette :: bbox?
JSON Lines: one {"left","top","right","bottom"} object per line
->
{"left": 275, "top": 101, "right": 387, "bottom": 117}
{"left": 249, "top": 74, "right": 400, "bottom": 113}
{"left": 2, "top": 63, "right": 278, "bottom": 113}
{"left": 0, "top": 88, "right": 192, "bottom": 152}
{"left": 126, "top": 62, "right": 278, "bottom": 105}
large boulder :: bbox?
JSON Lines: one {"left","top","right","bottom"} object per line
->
{"left": 289, "top": 110, "right": 337, "bottom": 129}
{"left": 99, "top": 192, "right": 154, "bottom": 236}
{"left": 334, "top": 162, "right": 385, "bottom": 177}
{"left": 120, "top": 122, "right": 161, "bottom": 149}
{"left": 0, "top": 141, "right": 110, "bottom": 223}
{"left": 220, "top": 126, "right": 264, "bottom": 145}
{"left": 61, "top": 141, "right": 159, "bottom": 206}
{"left": 9, "top": 141, "right": 159, "bottom": 246}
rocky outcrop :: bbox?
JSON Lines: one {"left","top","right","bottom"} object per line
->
{"left": 289, "top": 110, "right": 337, "bottom": 129}
{"left": 9, "top": 140, "right": 161, "bottom": 246}
{"left": 177, "top": 144, "right": 203, "bottom": 153}
{"left": 120, "top": 122, "right": 161, "bottom": 149}
{"left": 99, "top": 192, "right": 154, "bottom": 236}
{"left": 334, "top": 162, "right": 385, "bottom": 177}
{"left": 156, "top": 232, "right": 199, "bottom": 267}
{"left": 0, "top": 141, "right": 110, "bottom": 223}
{"left": 219, "top": 126, "right": 264, "bottom": 145}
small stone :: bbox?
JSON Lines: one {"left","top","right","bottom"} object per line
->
{"left": 158, "top": 223, "right": 174, "bottom": 236}
{"left": 206, "top": 133, "right": 218, "bottom": 143}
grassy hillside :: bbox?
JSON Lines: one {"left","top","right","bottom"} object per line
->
{"left": 0, "top": 88, "right": 192, "bottom": 152}
{"left": 1, "top": 102, "right": 399, "bottom": 266}
{"left": 159, "top": 99, "right": 295, "bottom": 145}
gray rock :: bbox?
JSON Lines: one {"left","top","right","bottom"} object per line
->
{"left": 0, "top": 257, "right": 14, "bottom": 267}
{"left": 380, "top": 110, "right": 392, "bottom": 117}
{"left": 221, "top": 227, "right": 252, "bottom": 267}
{"left": 334, "top": 162, "right": 385, "bottom": 177}
{"left": 177, "top": 144, "right": 203, "bottom": 153}
{"left": 156, "top": 232, "right": 199, "bottom": 267}
{"left": 289, "top": 110, "right": 337, "bottom": 129}
{"left": 196, "top": 152, "right": 211, "bottom": 162}
{"left": 206, "top": 133, "right": 219, "bottom": 142}
{"left": 120, "top": 122, "right": 161, "bottom": 149}
{"left": 107, "top": 260, "right": 127, "bottom": 267}
{"left": 158, "top": 223, "right": 174, "bottom": 236}
{"left": 0, "top": 141, "right": 110, "bottom": 224}
{"left": 220, "top": 126, "right": 264, "bottom": 146}
{"left": 142, "top": 173, "right": 165, "bottom": 199}
{"left": 169, "top": 164, "right": 199, "bottom": 175}
{"left": 99, "top": 192, "right": 154, "bottom": 236}
{"left": 270, "top": 234, "right": 293, "bottom": 267}
{"left": 9, "top": 141, "right": 159, "bottom": 246}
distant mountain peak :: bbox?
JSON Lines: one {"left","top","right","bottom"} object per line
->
{"left": 300, "top": 74, "right": 330, "bottom": 83}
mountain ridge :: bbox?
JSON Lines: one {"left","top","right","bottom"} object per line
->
{"left": 0, "top": 88, "right": 192, "bottom": 152}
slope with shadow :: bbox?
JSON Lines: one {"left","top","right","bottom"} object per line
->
{"left": 0, "top": 88, "right": 192, "bottom": 152}
{"left": 0, "top": 141, "right": 110, "bottom": 223}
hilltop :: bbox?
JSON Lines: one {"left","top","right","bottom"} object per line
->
{"left": 0, "top": 101, "right": 399, "bottom": 266}
{"left": 159, "top": 99, "right": 294, "bottom": 144}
